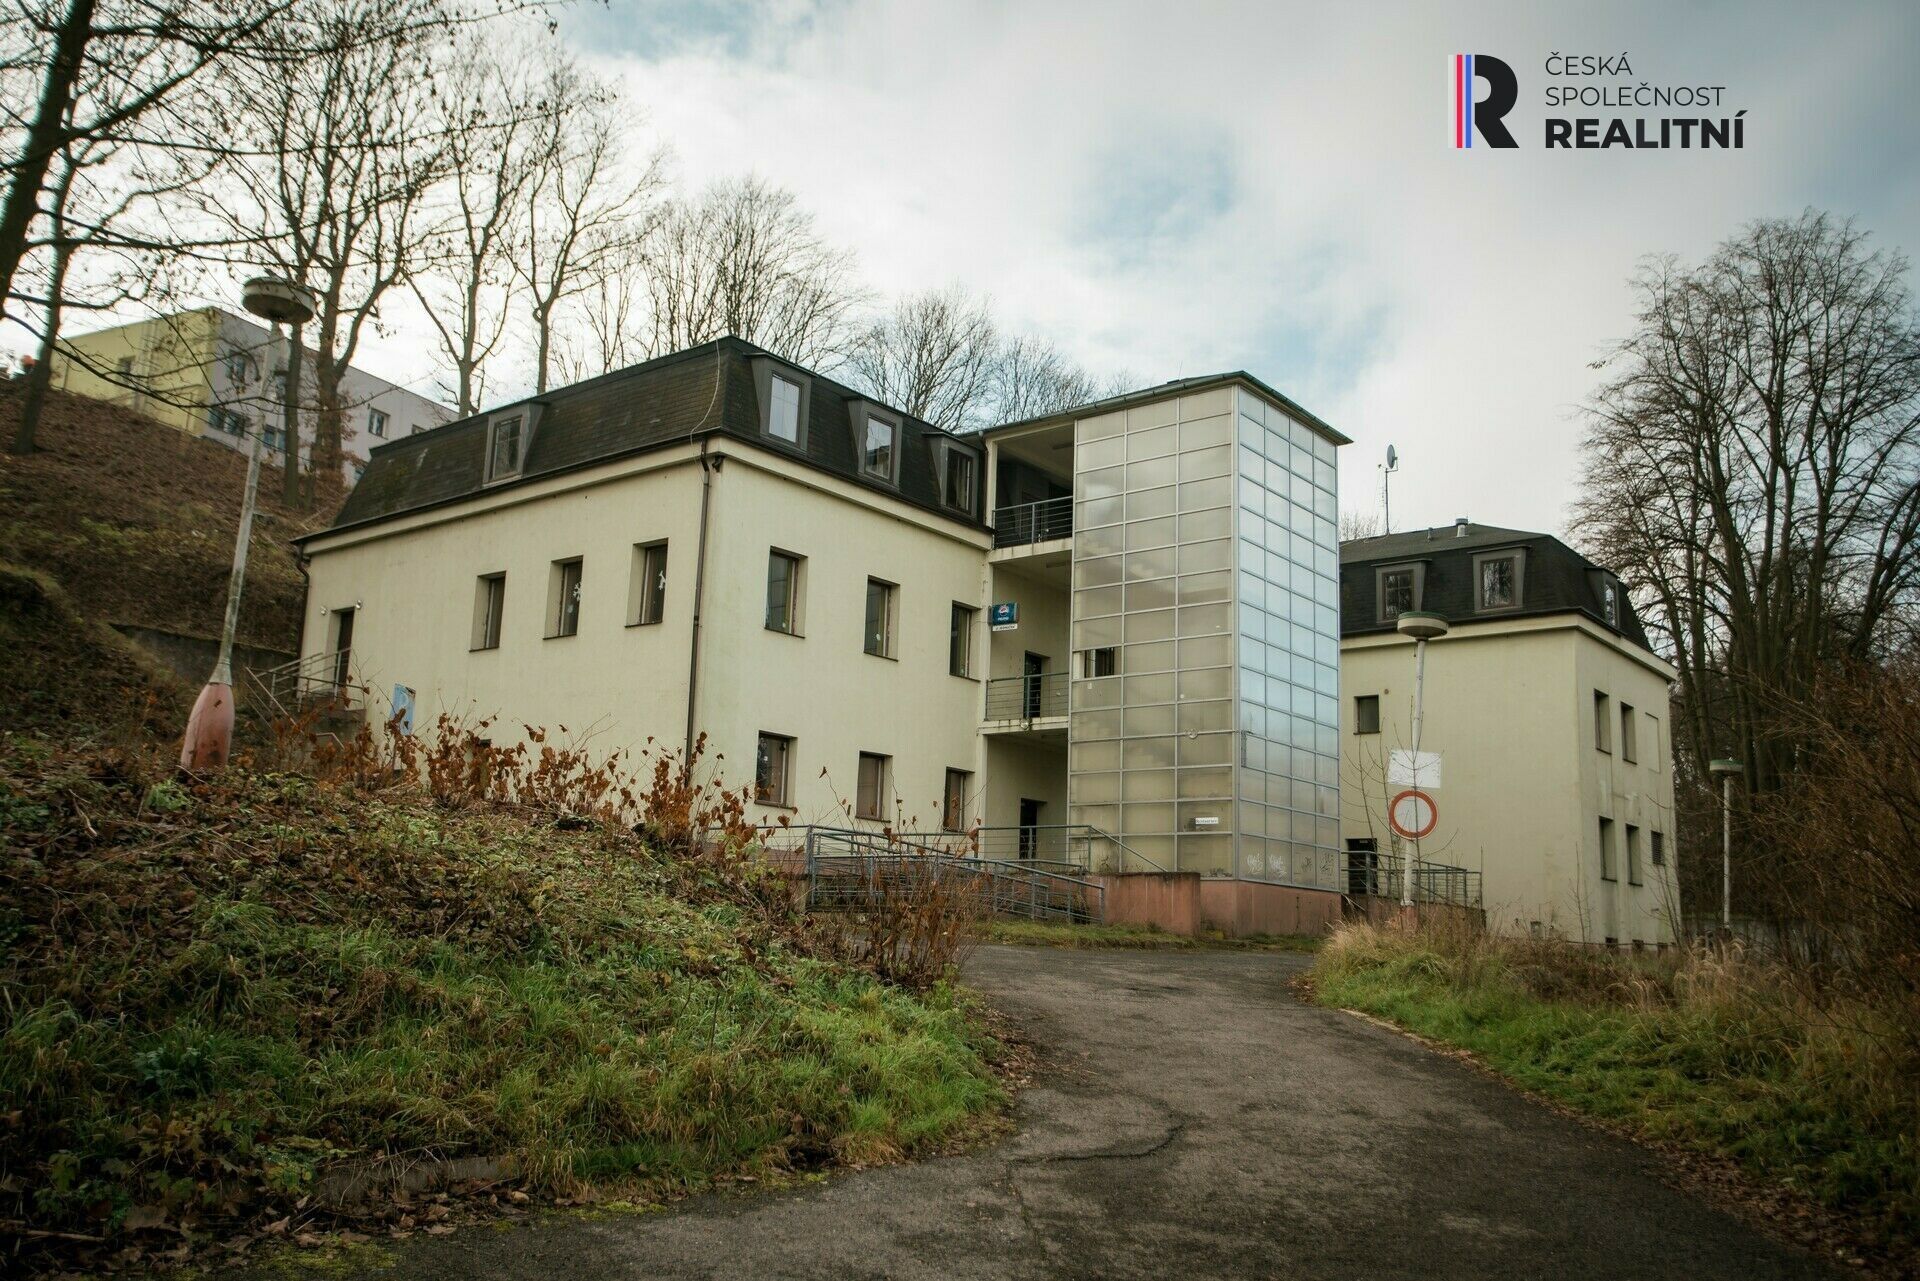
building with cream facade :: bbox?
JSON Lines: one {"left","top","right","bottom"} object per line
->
{"left": 294, "top": 338, "right": 1352, "bottom": 931}
{"left": 1338, "top": 524, "right": 1681, "bottom": 945}
{"left": 49, "top": 307, "right": 450, "bottom": 483}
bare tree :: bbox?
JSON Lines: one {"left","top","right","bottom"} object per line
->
{"left": 641, "top": 175, "right": 859, "bottom": 369}
{"left": 408, "top": 36, "right": 547, "bottom": 418}
{"left": 517, "top": 55, "right": 663, "bottom": 394}
{"left": 0, "top": 0, "right": 494, "bottom": 327}
{"left": 203, "top": 0, "right": 452, "bottom": 488}
{"left": 1339, "top": 509, "right": 1383, "bottom": 542}
{"left": 548, "top": 251, "right": 649, "bottom": 385}
{"left": 989, "top": 333, "right": 1104, "bottom": 424}
{"left": 844, "top": 286, "right": 999, "bottom": 430}
{"left": 1572, "top": 211, "right": 1920, "bottom": 810}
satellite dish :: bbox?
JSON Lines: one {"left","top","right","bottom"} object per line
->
{"left": 1386, "top": 444, "right": 1399, "bottom": 470}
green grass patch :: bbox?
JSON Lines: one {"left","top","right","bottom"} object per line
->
{"left": 0, "top": 741, "right": 1003, "bottom": 1255}
{"left": 978, "top": 919, "right": 1321, "bottom": 952}
{"left": 1312, "top": 923, "right": 1917, "bottom": 1259}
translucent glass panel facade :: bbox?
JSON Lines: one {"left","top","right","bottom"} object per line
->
{"left": 1064, "top": 386, "right": 1340, "bottom": 885}
{"left": 1067, "top": 390, "right": 1240, "bottom": 875}
{"left": 1232, "top": 390, "right": 1341, "bottom": 888}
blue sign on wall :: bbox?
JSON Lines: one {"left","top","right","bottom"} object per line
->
{"left": 989, "top": 601, "right": 1018, "bottom": 631}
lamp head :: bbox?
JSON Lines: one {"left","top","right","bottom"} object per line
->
{"left": 1395, "top": 611, "right": 1449, "bottom": 640}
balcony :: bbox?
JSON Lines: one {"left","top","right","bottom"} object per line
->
{"left": 983, "top": 672, "right": 1068, "bottom": 723}
{"left": 992, "top": 495, "right": 1072, "bottom": 549}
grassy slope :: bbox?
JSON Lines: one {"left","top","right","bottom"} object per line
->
{"left": 0, "top": 384, "right": 337, "bottom": 655}
{"left": 0, "top": 560, "right": 190, "bottom": 735}
{"left": 0, "top": 741, "right": 1002, "bottom": 1249}
{"left": 1312, "top": 926, "right": 1916, "bottom": 1262}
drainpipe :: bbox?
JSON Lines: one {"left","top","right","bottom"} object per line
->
{"left": 683, "top": 436, "right": 719, "bottom": 771}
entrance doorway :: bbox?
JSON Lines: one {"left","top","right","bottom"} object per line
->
{"left": 329, "top": 607, "right": 356, "bottom": 691}
{"left": 1019, "top": 798, "right": 1043, "bottom": 861}
{"left": 1023, "top": 652, "right": 1047, "bottom": 719}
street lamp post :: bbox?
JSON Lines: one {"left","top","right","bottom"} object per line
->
{"left": 179, "top": 276, "right": 317, "bottom": 771}
{"left": 1709, "top": 757, "right": 1743, "bottom": 934}
{"left": 1395, "top": 611, "right": 1450, "bottom": 909}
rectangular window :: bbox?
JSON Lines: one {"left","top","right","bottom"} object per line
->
{"left": 1354, "top": 694, "right": 1380, "bottom": 735}
{"left": 471, "top": 573, "right": 505, "bottom": 650}
{"left": 755, "top": 732, "right": 792, "bottom": 806}
{"left": 1594, "top": 690, "right": 1611, "bottom": 752}
{"left": 1479, "top": 554, "right": 1518, "bottom": 609}
{"left": 1080, "top": 647, "right": 1118, "bottom": 678}
{"left": 489, "top": 412, "right": 524, "bottom": 480}
{"left": 864, "top": 578, "right": 896, "bottom": 657}
{"left": 224, "top": 351, "right": 248, "bottom": 384}
{"left": 549, "top": 557, "right": 582, "bottom": 638}
{"left": 368, "top": 407, "right": 389, "bottom": 438}
{"left": 943, "top": 768, "right": 970, "bottom": 831}
{"left": 1626, "top": 824, "right": 1643, "bottom": 885}
{"left": 1601, "top": 578, "right": 1619, "bottom": 626}
{"left": 629, "top": 541, "right": 668, "bottom": 626}
{"left": 856, "top": 752, "right": 890, "bottom": 820}
{"left": 765, "top": 550, "right": 802, "bottom": 633}
{"left": 862, "top": 414, "right": 897, "bottom": 480}
{"left": 208, "top": 406, "right": 246, "bottom": 436}
{"left": 1599, "top": 816, "right": 1616, "bottom": 881}
{"left": 1380, "top": 568, "right": 1415, "bottom": 619}
{"left": 1620, "top": 702, "right": 1637, "bottom": 763}
{"left": 943, "top": 450, "right": 975, "bottom": 510}
{"left": 1650, "top": 831, "right": 1665, "bottom": 867}
{"left": 769, "top": 374, "right": 801, "bottom": 442}
{"left": 950, "top": 603, "right": 976, "bottom": 676}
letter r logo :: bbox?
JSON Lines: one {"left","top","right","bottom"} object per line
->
{"left": 1452, "top": 54, "right": 1518, "bottom": 148}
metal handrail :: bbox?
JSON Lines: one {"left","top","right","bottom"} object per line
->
{"left": 983, "top": 672, "right": 1068, "bottom": 720}
{"left": 992, "top": 495, "right": 1073, "bottom": 548}
{"left": 243, "top": 648, "right": 368, "bottom": 724}
{"left": 802, "top": 826, "right": 1103, "bottom": 923}
{"left": 1344, "top": 850, "right": 1482, "bottom": 908}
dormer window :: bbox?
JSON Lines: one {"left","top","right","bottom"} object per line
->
{"left": 862, "top": 412, "right": 898, "bottom": 481}
{"left": 943, "top": 448, "right": 975, "bottom": 511}
{"left": 933, "top": 439, "right": 977, "bottom": 514}
{"left": 1473, "top": 548, "right": 1526, "bottom": 612}
{"left": 487, "top": 411, "right": 525, "bottom": 481}
{"left": 1601, "top": 578, "right": 1620, "bottom": 626}
{"left": 769, "top": 374, "right": 801, "bottom": 443}
{"left": 1374, "top": 561, "right": 1424, "bottom": 621}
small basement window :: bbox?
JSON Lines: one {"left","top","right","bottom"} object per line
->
{"left": 1354, "top": 694, "right": 1380, "bottom": 735}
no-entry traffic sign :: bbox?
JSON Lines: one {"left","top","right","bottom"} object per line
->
{"left": 1388, "top": 789, "right": 1438, "bottom": 840}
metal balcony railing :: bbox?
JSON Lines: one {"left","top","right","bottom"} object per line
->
{"left": 992, "top": 495, "right": 1073, "bottom": 548}
{"left": 983, "top": 672, "right": 1068, "bottom": 720}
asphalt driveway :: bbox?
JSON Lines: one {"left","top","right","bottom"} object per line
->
{"left": 309, "top": 944, "right": 1840, "bottom": 1280}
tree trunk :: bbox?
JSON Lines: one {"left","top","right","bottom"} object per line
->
{"left": 281, "top": 323, "right": 305, "bottom": 507}
{"left": 0, "top": 0, "right": 95, "bottom": 320}
{"left": 10, "top": 282, "right": 63, "bottom": 454}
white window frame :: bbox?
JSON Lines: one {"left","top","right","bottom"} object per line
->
{"left": 769, "top": 373, "right": 803, "bottom": 444}
{"left": 629, "top": 541, "right": 668, "bottom": 627}
{"left": 486, "top": 409, "right": 527, "bottom": 482}
{"left": 861, "top": 411, "right": 900, "bottom": 483}
{"left": 368, "top": 407, "right": 389, "bottom": 439}
{"left": 471, "top": 572, "right": 505, "bottom": 651}
{"left": 766, "top": 549, "right": 804, "bottom": 635}
{"left": 756, "top": 732, "right": 794, "bottom": 806}
{"left": 865, "top": 577, "right": 897, "bottom": 658}
{"left": 855, "top": 751, "right": 890, "bottom": 821}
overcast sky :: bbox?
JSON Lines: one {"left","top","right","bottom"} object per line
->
{"left": 521, "top": 0, "right": 1920, "bottom": 539}
{"left": 40, "top": 1, "right": 1920, "bottom": 540}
